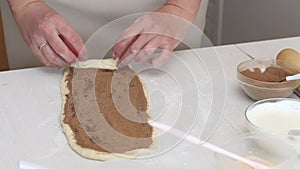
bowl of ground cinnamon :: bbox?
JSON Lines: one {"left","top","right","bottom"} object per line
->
{"left": 237, "top": 59, "right": 300, "bottom": 100}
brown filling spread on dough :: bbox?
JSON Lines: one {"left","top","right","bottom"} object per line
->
{"left": 63, "top": 67, "right": 153, "bottom": 153}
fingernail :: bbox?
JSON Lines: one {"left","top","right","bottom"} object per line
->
{"left": 144, "top": 48, "right": 156, "bottom": 56}
{"left": 117, "top": 59, "right": 125, "bottom": 68}
{"left": 78, "top": 55, "right": 87, "bottom": 61}
{"left": 112, "top": 52, "right": 117, "bottom": 58}
{"left": 77, "top": 49, "right": 88, "bottom": 61}
{"left": 149, "top": 58, "right": 154, "bottom": 65}
{"left": 130, "top": 49, "right": 138, "bottom": 54}
{"left": 117, "top": 62, "right": 125, "bottom": 68}
{"left": 149, "top": 59, "right": 159, "bottom": 68}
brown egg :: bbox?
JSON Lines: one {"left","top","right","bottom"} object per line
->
{"left": 277, "top": 48, "right": 300, "bottom": 91}
{"left": 276, "top": 48, "right": 300, "bottom": 68}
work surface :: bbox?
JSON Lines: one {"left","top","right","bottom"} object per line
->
{"left": 1, "top": 37, "right": 300, "bottom": 169}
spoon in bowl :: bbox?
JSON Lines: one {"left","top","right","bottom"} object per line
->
{"left": 286, "top": 73, "right": 300, "bottom": 81}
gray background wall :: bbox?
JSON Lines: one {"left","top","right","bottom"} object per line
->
{"left": 205, "top": 0, "right": 300, "bottom": 45}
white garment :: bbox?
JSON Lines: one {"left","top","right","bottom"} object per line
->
{"left": 1, "top": 0, "right": 209, "bottom": 69}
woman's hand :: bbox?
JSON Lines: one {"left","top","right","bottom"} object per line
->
{"left": 112, "top": 0, "right": 201, "bottom": 68}
{"left": 9, "top": 0, "right": 86, "bottom": 66}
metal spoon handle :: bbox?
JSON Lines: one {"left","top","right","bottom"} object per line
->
{"left": 286, "top": 74, "right": 300, "bottom": 81}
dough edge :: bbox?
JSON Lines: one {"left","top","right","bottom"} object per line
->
{"left": 60, "top": 59, "right": 157, "bottom": 161}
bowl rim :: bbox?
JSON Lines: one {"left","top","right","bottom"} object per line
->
{"left": 245, "top": 98, "right": 300, "bottom": 139}
{"left": 237, "top": 58, "right": 300, "bottom": 87}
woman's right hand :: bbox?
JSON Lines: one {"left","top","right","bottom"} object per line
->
{"left": 112, "top": 0, "right": 201, "bottom": 68}
{"left": 9, "top": 0, "right": 86, "bottom": 66}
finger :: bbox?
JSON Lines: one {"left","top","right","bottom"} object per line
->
{"left": 58, "top": 24, "right": 87, "bottom": 61}
{"left": 78, "top": 45, "right": 88, "bottom": 61}
{"left": 36, "top": 53, "right": 56, "bottom": 67}
{"left": 30, "top": 41, "right": 55, "bottom": 67}
{"left": 40, "top": 44, "right": 67, "bottom": 67}
{"left": 112, "top": 35, "right": 138, "bottom": 59}
{"left": 117, "top": 51, "right": 137, "bottom": 68}
{"left": 45, "top": 31, "right": 77, "bottom": 64}
{"left": 149, "top": 36, "right": 179, "bottom": 67}
{"left": 134, "top": 35, "right": 167, "bottom": 63}
{"left": 118, "top": 33, "right": 155, "bottom": 66}
{"left": 134, "top": 48, "right": 157, "bottom": 63}
{"left": 150, "top": 48, "right": 171, "bottom": 67}
{"left": 134, "top": 51, "right": 148, "bottom": 63}
{"left": 112, "top": 20, "right": 144, "bottom": 58}
{"left": 134, "top": 37, "right": 160, "bottom": 63}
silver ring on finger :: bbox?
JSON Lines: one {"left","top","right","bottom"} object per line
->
{"left": 38, "top": 42, "right": 48, "bottom": 51}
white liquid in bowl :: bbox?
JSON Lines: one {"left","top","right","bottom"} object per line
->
{"left": 246, "top": 99, "right": 300, "bottom": 153}
{"left": 247, "top": 109, "right": 300, "bottom": 134}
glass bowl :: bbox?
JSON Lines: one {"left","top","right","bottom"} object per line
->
{"left": 214, "top": 132, "right": 297, "bottom": 169}
{"left": 273, "top": 157, "right": 300, "bottom": 169}
{"left": 237, "top": 59, "right": 300, "bottom": 100}
{"left": 245, "top": 98, "right": 300, "bottom": 154}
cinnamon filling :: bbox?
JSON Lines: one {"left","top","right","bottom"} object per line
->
{"left": 241, "top": 67, "right": 293, "bottom": 82}
{"left": 63, "top": 67, "right": 153, "bottom": 153}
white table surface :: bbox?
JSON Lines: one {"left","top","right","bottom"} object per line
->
{"left": 236, "top": 36, "right": 300, "bottom": 59}
{"left": 1, "top": 37, "right": 299, "bottom": 169}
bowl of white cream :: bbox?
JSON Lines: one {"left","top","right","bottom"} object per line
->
{"left": 245, "top": 98, "right": 300, "bottom": 154}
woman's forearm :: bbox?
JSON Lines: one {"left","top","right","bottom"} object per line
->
{"left": 7, "top": 0, "right": 43, "bottom": 18}
{"left": 164, "top": 0, "right": 201, "bottom": 22}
